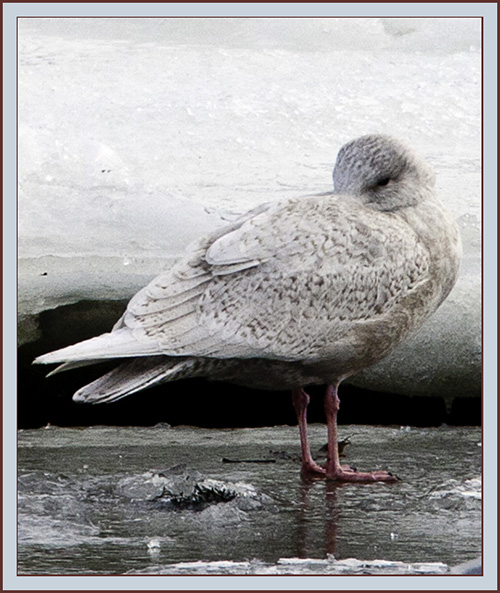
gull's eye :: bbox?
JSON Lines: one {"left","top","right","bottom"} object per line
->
{"left": 376, "top": 176, "right": 390, "bottom": 187}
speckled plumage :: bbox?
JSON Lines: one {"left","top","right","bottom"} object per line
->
{"left": 36, "top": 135, "right": 461, "bottom": 407}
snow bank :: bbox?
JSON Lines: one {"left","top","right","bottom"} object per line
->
{"left": 18, "top": 17, "right": 481, "bottom": 399}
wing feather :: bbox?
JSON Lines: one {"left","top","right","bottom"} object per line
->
{"left": 36, "top": 195, "right": 431, "bottom": 367}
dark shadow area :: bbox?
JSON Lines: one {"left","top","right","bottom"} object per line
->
{"left": 18, "top": 300, "right": 482, "bottom": 429}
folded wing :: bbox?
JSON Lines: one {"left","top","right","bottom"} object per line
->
{"left": 35, "top": 195, "right": 430, "bottom": 366}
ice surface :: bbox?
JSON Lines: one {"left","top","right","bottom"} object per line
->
{"left": 17, "top": 424, "right": 482, "bottom": 575}
{"left": 18, "top": 18, "right": 481, "bottom": 398}
{"left": 428, "top": 477, "right": 482, "bottom": 510}
{"left": 125, "top": 556, "right": 451, "bottom": 575}
{"left": 116, "top": 466, "right": 270, "bottom": 510}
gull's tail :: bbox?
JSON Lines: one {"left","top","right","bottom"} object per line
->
{"left": 72, "top": 357, "right": 199, "bottom": 404}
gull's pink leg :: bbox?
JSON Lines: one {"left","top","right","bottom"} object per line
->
{"left": 292, "top": 388, "right": 326, "bottom": 476}
{"left": 324, "top": 384, "right": 399, "bottom": 482}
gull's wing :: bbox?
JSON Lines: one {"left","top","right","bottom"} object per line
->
{"left": 35, "top": 195, "right": 431, "bottom": 365}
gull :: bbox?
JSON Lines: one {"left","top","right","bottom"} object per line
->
{"left": 35, "top": 135, "right": 461, "bottom": 482}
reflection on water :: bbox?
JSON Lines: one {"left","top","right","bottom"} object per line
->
{"left": 295, "top": 478, "right": 341, "bottom": 559}
{"left": 17, "top": 424, "right": 481, "bottom": 575}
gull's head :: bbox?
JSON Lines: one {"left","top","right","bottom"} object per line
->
{"left": 332, "top": 135, "right": 436, "bottom": 211}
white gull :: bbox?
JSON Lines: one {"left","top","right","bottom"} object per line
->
{"left": 35, "top": 134, "right": 461, "bottom": 481}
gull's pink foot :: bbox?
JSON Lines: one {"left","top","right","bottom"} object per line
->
{"left": 293, "top": 385, "right": 399, "bottom": 483}
{"left": 340, "top": 463, "right": 356, "bottom": 472}
{"left": 323, "top": 384, "right": 399, "bottom": 484}
{"left": 325, "top": 466, "right": 400, "bottom": 483}
{"left": 301, "top": 459, "right": 327, "bottom": 476}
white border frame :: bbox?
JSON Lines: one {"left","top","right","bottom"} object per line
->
{"left": 4, "top": 3, "right": 497, "bottom": 591}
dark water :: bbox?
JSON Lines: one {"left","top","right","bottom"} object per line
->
{"left": 17, "top": 424, "right": 481, "bottom": 575}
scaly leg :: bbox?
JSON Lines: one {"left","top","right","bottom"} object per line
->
{"left": 324, "top": 384, "right": 399, "bottom": 482}
{"left": 292, "top": 388, "right": 326, "bottom": 476}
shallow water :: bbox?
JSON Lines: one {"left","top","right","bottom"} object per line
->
{"left": 17, "top": 424, "right": 481, "bottom": 575}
